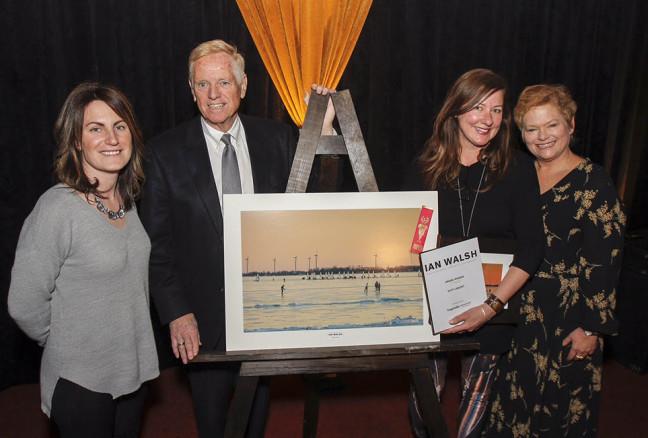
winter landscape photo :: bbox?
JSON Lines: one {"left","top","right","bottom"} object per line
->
{"left": 223, "top": 192, "right": 440, "bottom": 351}
{"left": 240, "top": 208, "right": 424, "bottom": 333}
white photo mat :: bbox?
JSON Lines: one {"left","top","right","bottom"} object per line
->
{"left": 223, "top": 191, "right": 439, "bottom": 351}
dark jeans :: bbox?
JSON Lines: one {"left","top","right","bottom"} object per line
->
{"left": 50, "top": 378, "right": 148, "bottom": 438}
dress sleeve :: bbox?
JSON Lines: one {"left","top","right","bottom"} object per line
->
{"left": 570, "top": 168, "right": 626, "bottom": 335}
{"left": 509, "top": 155, "right": 544, "bottom": 275}
{"left": 139, "top": 145, "right": 192, "bottom": 325}
{"left": 8, "top": 194, "right": 72, "bottom": 346}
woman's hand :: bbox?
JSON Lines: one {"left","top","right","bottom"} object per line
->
{"left": 563, "top": 327, "right": 598, "bottom": 361}
{"left": 442, "top": 304, "right": 496, "bottom": 334}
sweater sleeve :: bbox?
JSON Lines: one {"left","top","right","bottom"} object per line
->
{"left": 8, "top": 191, "right": 72, "bottom": 346}
{"left": 509, "top": 154, "right": 544, "bottom": 275}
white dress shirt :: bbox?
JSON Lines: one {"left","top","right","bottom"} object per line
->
{"left": 201, "top": 116, "right": 255, "bottom": 209}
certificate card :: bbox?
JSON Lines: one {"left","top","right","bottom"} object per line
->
{"left": 420, "top": 238, "right": 486, "bottom": 334}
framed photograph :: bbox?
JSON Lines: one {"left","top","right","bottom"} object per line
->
{"left": 481, "top": 251, "right": 516, "bottom": 324}
{"left": 223, "top": 191, "right": 439, "bottom": 351}
{"left": 481, "top": 252, "right": 514, "bottom": 297}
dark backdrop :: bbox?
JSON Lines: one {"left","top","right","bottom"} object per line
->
{"left": 1, "top": 0, "right": 647, "bottom": 390}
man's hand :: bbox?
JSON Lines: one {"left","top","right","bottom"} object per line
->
{"left": 169, "top": 313, "right": 201, "bottom": 364}
{"left": 305, "top": 84, "right": 336, "bottom": 135}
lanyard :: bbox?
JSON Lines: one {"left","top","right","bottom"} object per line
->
{"left": 457, "top": 165, "right": 486, "bottom": 238}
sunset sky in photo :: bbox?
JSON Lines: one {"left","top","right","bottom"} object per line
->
{"left": 241, "top": 208, "right": 423, "bottom": 272}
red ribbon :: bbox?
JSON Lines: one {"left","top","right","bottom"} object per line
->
{"left": 410, "top": 206, "right": 434, "bottom": 254}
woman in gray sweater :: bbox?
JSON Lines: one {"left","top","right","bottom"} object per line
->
{"left": 8, "top": 82, "right": 159, "bottom": 438}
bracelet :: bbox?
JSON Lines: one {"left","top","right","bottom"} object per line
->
{"left": 584, "top": 330, "right": 598, "bottom": 337}
{"left": 484, "top": 293, "right": 505, "bottom": 314}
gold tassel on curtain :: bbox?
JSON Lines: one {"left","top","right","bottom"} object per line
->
{"left": 236, "top": 0, "right": 373, "bottom": 126}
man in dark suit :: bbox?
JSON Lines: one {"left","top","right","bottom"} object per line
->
{"left": 140, "top": 39, "right": 333, "bottom": 437}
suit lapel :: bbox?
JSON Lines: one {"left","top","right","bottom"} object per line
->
{"left": 241, "top": 115, "right": 266, "bottom": 193}
{"left": 183, "top": 118, "right": 224, "bottom": 239}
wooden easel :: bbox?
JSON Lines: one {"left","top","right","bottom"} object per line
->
{"left": 195, "top": 92, "right": 478, "bottom": 437}
{"left": 195, "top": 341, "right": 478, "bottom": 438}
{"left": 286, "top": 90, "right": 378, "bottom": 193}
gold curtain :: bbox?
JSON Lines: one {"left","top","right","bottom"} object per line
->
{"left": 236, "top": 0, "right": 373, "bottom": 126}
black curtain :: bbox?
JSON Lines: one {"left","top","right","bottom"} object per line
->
{"left": 1, "top": 0, "right": 646, "bottom": 390}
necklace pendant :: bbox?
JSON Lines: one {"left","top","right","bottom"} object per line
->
{"left": 457, "top": 165, "right": 486, "bottom": 238}
{"left": 95, "top": 197, "right": 126, "bottom": 221}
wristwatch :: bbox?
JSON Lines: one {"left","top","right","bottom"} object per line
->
{"left": 583, "top": 330, "right": 599, "bottom": 337}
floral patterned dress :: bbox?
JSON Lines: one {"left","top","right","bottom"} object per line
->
{"left": 482, "top": 159, "right": 626, "bottom": 437}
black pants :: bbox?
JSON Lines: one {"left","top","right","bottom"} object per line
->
{"left": 187, "top": 362, "right": 270, "bottom": 438}
{"left": 50, "top": 378, "right": 148, "bottom": 438}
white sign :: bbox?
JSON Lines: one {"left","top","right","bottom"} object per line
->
{"left": 420, "top": 238, "right": 486, "bottom": 334}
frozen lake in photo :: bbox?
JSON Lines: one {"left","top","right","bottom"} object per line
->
{"left": 242, "top": 271, "right": 424, "bottom": 332}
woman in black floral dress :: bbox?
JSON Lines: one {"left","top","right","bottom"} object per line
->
{"left": 483, "top": 84, "right": 626, "bottom": 437}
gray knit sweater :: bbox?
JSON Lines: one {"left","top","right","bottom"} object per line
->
{"left": 8, "top": 184, "right": 159, "bottom": 416}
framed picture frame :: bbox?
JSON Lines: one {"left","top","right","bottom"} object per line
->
{"left": 481, "top": 251, "right": 516, "bottom": 324}
{"left": 481, "top": 252, "right": 514, "bottom": 297}
{"left": 223, "top": 191, "right": 439, "bottom": 351}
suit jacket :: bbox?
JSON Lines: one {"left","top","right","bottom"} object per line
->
{"left": 140, "top": 115, "right": 297, "bottom": 351}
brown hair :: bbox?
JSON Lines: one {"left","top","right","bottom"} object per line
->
{"left": 53, "top": 82, "right": 145, "bottom": 210}
{"left": 514, "top": 84, "right": 577, "bottom": 130}
{"left": 188, "top": 39, "right": 246, "bottom": 85}
{"left": 418, "top": 68, "right": 513, "bottom": 190}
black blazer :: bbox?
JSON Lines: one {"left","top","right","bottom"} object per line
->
{"left": 140, "top": 115, "right": 297, "bottom": 350}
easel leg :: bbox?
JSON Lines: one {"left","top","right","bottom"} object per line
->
{"left": 302, "top": 375, "right": 320, "bottom": 438}
{"left": 224, "top": 375, "right": 260, "bottom": 438}
{"left": 411, "top": 367, "right": 449, "bottom": 438}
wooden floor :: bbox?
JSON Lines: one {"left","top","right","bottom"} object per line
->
{"left": 1, "top": 357, "right": 647, "bottom": 437}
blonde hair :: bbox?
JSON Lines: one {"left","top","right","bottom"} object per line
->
{"left": 188, "top": 39, "right": 245, "bottom": 85}
{"left": 514, "top": 84, "right": 577, "bottom": 130}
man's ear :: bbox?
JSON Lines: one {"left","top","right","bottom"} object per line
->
{"left": 240, "top": 74, "right": 248, "bottom": 99}
{"left": 189, "top": 80, "right": 196, "bottom": 102}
